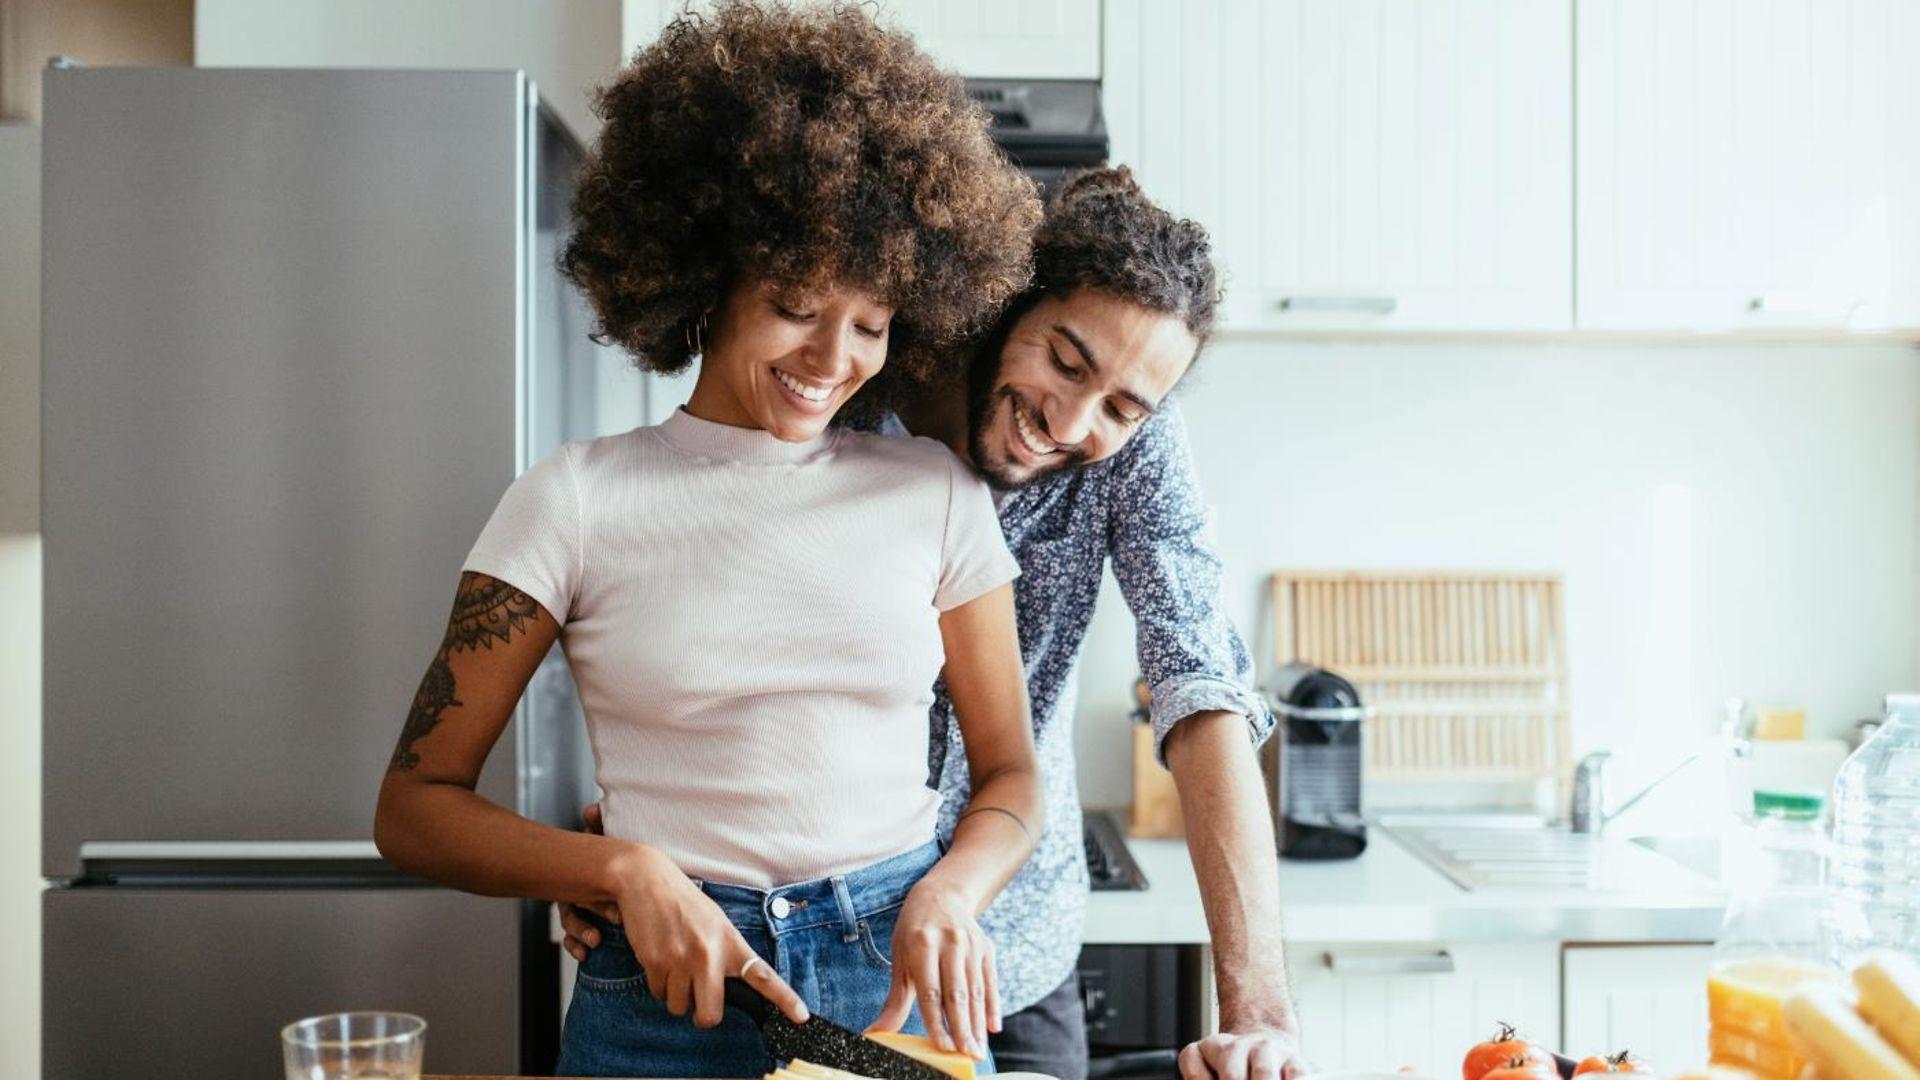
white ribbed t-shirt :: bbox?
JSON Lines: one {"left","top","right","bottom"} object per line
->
{"left": 463, "top": 408, "right": 1019, "bottom": 888}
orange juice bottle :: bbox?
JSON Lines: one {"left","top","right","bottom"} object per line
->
{"left": 1706, "top": 957, "right": 1839, "bottom": 1076}
{"left": 1706, "top": 791, "right": 1840, "bottom": 1079}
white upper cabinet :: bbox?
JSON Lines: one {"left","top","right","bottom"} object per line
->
{"left": 622, "top": 0, "right": 1920, "bottom": 337}
{"left": 623, "top": 1, "right": 1100, "bottom": 79}
{"left": 1577, "top": 0, "right": 1920, "bottom": 331}
{"left": 1105, "top": 0, "right": 1574, "bottom": 333}
{"left": 875, "top": 0, "right": 1100, "bottom": 79}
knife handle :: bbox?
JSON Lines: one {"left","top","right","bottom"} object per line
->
{"left": 724, "top": 976, "right": 773, "bottom": 1025}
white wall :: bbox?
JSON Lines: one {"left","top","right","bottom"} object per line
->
{"left": 0, "top": 0, "right": 195, "bottom": 122}
{"left": 1073, "top": 340, "right": 1920, "bottom": 806}
{"left": 195, "top": 0, "right": 623, "bottom": 144}
{"left": 0, "top": 121, "right": 40, "bottom": 1078}
{"left": 0, "top": 536, "right": 40, "bottom": 1075}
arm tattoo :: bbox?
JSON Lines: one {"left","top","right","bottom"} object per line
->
{"left": 445, "top": 575, "right": 544, "bottom": 653}
{"left": 389, "top": 573, "right": 541, "bottom": 772}
{"left": 391, "top": 654, "right": 460, "bottom": 772}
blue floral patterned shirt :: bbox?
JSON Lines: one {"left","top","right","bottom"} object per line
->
{"left": 892, "top": 401, "right": 1274, "bottom": 1014}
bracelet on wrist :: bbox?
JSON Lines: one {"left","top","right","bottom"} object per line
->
{"left": 957, "top": 804, "right": 1033, "bottom": 844}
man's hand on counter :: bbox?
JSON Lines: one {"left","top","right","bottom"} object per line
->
{"left": 1179, "top": 1025, "right": 1311, "bottom": 1080}
{"left": 1163, "top": 711, "right": 1310, "bottom": 1080}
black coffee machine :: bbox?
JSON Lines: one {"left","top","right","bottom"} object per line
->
{"left": 1261, "top": 662, "right": 1368, "bottom": 860}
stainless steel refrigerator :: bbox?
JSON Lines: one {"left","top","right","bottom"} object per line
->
{"left": 40, "top": 66, "right": 631, "bottom": 1077}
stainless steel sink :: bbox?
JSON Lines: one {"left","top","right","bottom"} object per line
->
{"left": 1380, "top": 816, "right": 1723, "bottom": 893}
{"left": 1629, "top": 833, "right": 1723, "bottom": 882}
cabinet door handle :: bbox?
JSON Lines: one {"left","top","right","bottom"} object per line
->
{"left": 1277, "top": 295, "right": 1398, "bottom": 315}
{"left": 1322, "top": 949, "right": 1455, "bottom": 976}
{"left": 1747, "top": 293, "right": 1863, "bottom": 319}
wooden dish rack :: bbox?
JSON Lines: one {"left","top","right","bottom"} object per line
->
{"left": 1269, "top": 571, "right": 1571, "bottom": 787}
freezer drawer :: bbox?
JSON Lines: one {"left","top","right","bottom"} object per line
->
{"left": 45, "top": 886, "right": 519, "bottom": 1077}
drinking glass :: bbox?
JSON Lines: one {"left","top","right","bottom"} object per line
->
{"left": 281, "top": 1011, "right": 426, "bottom": 1080}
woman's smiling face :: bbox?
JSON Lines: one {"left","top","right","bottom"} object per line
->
{"left": 686, "top": 278, "right": 894, "bottom": 442}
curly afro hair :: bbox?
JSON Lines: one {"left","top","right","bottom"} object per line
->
{"left": 560, "top": 0, "right": 1041, "bottom": 422}
{"left": 1029, "top": 165, "right": 1222, "bottom": 345}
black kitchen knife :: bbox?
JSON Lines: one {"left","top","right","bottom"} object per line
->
{"left": 723, "top": 978, "right": 951, "bottom": 1080}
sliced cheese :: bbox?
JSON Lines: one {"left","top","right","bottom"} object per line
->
{"left": 1782, "top": 983, "right": 1920, "bottom": 1080}
{"left": 864, "top": 1031, "right": 979, "bottom": 1080}
{"left": 769, "top": 1060, "right": 877, "bottom": 1080}
{"left": 791, "top": 1061, "right": 872, "bottom": 1080}
{"left": 1856, "top": 951, "right": 1920, "bottom": 1069}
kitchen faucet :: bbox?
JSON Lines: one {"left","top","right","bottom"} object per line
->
{"left": 1569, "top": 749, "right": 1705, "bottom": 834}
{"left": 1569, "top": 698, "right": 1754, "bottom": 835}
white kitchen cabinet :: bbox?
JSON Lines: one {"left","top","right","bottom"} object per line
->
{"left": 1104, "top": 0, "right": 1574, "bottom": 333}
{"left": 621, "top": 1, "right": 667, "bottom": 57}
{"left": 1576, "top": 0, "right": 1920, "bottom": 331}
{"left": 1562, "top": 945, "right": 1713, "bottom": 1070}
{"left": 1288, "top": 942, "right": 1562, "bottom": 1073}
{"left": 623, "top": 1, "right": 1099, "bottom": 78}
{"left": 874, "top": 0, "right": 1100, "bottom": 79}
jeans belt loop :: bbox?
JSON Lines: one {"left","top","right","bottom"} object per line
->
{"left": 830, "top": 874, "right": 860, "bottom": 943}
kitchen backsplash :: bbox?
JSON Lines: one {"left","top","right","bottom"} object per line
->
{"left": 1073, "top": 339, "right": 1920, "bottom": 807}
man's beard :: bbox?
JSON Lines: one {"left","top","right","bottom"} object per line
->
{"left": 963, "top": 343, "right": 1020, "bottom": 490}
{"left": 964, "top": 340, "right": 1087, "bottom": 491}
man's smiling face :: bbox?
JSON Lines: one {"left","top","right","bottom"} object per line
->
{"left": 967, "top": 287, "right": 1199, "bottom": 491}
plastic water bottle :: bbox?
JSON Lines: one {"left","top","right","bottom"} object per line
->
{"left": 1828, "top": 692, "right": 1920, "bottom": 964}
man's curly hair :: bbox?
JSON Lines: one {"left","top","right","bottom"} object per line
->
{"left": 1029, "top": 165, "right": 1222, "bottom": 344}
{"left": 560, "top": 0, "right": 1041, "bottom": 423}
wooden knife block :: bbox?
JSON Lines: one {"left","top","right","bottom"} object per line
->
{"left": 1128, "top": 721, "right": 1185, "bottom": 838}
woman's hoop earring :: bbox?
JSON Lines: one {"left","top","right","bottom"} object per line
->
{"left": 686, "top": 312, "right": 709, "bottom": 357}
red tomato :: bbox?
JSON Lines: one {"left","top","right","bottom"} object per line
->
{"left": 1483, "top": 1064, "right": 1559, "bottom": 1080}
{"left": 1575, "top": 1051, "right": 1648, "bottom": 1074}
{"left": 1464, "top": 1025, "right": 1556, "bottom": 1080}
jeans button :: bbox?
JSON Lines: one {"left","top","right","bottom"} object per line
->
{"left": 770, "top": 896, "right": 792, "bottom": 920}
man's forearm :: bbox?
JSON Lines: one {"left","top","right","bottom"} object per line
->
{"left": 1163, "top": 709, "right": 1297, "bottom": 1033}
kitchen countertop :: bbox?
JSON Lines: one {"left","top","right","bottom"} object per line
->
{"left": 1086, "top": 825, "right": 1727, "bottom": 945}
{"left": 435, "top": 834, "right": 1718, "bottom": 1080}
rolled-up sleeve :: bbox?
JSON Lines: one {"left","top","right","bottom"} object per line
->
{"left": 1104, "top": 403, "right": 1273, "bottom": 765}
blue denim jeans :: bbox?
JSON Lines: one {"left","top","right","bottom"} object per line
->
{"left": 557, "top": 840, "right": 995, "bottom": 1078}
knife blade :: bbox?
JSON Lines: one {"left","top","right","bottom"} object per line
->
{"left": 724, "top": 979, "right": 951, "bottom": 1080}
